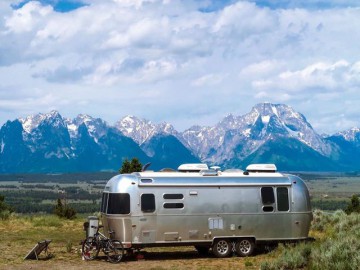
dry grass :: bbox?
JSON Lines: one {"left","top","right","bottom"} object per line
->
{"left": 0, "top": 215, "right": 269, "bottom": 270}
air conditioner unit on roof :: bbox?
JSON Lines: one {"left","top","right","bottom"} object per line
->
{"left": 178, "top": 163, "right": 209, "bottom": 172}
{"left": 246, "top": 164, "right": 277, "bottom": 172}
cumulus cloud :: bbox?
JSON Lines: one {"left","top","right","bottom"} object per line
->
{"left": 0, "top": 0, "right": 360, "bottom": 133}
{"left": 252, "top": 60, "right": 350, "bottom": 92}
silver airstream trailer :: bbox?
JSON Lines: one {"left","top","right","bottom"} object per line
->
{"left": 100, "top": 164, "right": 312, "bottom": 258}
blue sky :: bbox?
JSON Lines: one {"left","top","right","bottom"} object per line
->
{"left": 1, "top": 0, "right": 360, "bottom": 134}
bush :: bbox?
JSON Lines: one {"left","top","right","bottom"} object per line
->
{"left": 260, "top": 243, "right": 311, "bottom": 270}
{"left": 66, "top": 240, "right": 73, "bottom": 253}
{"left": 0, "top": 210, "right": 11, "bottom": 221}
{"left": 54, "top": 198, "right": 76, "bottom": 219}
{"left": 0, "top": 194, "right": 13, "bottom": 220}
{"left": 261, "top": 210, "right": 360, "bottom": 270}
{"left": 345, "top": 195, "right": 360, "bottom": 214}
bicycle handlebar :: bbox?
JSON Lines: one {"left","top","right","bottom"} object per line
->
{"left": 90, "top": 225, "right": 114, "bottom": 235}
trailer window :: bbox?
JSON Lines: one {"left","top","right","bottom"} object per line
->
{"left": 101, "top": 192, "right": 108, "bottom": 213}
{"left": 277, "top": 187, "right": 289, "bottom": 211}
{"left": 141, "top": 194, "right": 155, "bottom": 213}
{"left": 141, "top": 178, "right": 153, "bottom": 183}
{"left": 164, "top": 203, "right": 184, "bottom": 209}
{"left": 107, "top": 193, "right": 130, "bottom": 214}
{"left": 261, "top": 187, "right": 275, "bottom": 204}
{"left": 163, "top": 194, "right": 184, "bottom": 199}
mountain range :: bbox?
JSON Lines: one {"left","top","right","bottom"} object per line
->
{"left": 0, "top": 103, "right": 359, "bottom": 173}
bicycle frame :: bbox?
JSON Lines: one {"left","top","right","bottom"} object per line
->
{"left": 82, "top": 225, "right": 124, "bottom": 263}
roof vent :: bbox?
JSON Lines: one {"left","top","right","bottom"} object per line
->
{"left": 178, "top": 163, "right": 209, "bottom": 172}
{"left": 245, "top": 164, "right": 277, "bottom": 173}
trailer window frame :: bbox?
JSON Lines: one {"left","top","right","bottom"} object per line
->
{"left": 107, "top": 193, "right": 130, "bottom": 215}
{"left": 141, "top": 193, "right": 156, "bottom": 213}
{"left": 276, "top": 187, "right": 290, "bottom": 212}
{"left": 101, "top": 192, "right": 109, "bottom": 213}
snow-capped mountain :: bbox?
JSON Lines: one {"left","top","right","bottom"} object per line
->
{"left": 179, "top": 103, "right": 332, "bottom": 164}
{"left": 0, "top": 111, "right": 149, "bottom": 173}
{"left": 115, "top": 115, "right": 178, "bottom": 145}
{"left": 65, "top": 114, "right": 109, "bottom": 142}
{"left": 333, "top": 127, "right": 360, "bottom": 145}
{"left": 1, "top": 103, "right": 360, "bottom": 173}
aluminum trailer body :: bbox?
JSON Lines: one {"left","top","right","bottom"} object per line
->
{"left": 100, "top": 165, "right": 312, "bottom": 257}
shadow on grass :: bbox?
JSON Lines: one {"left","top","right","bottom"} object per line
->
{"left": 81, "top": 244, "right": 279, "bottom": 263}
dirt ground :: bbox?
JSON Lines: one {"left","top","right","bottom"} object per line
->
{"left": 1, "top": 247, "right": 266, "bottom": 270}
{"left": 0, "top": 216, "right": 270, "bottom": 270}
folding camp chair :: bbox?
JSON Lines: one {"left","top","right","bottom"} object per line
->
{"left": 24, "top": 239, "right": 52, "bottom": 260}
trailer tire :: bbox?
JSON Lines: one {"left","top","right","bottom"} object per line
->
{"left": 235, "top": 238, "right": 255, "bottom": 257}
{"left": 212, "top": 239, "right": 232, "bottom": 258}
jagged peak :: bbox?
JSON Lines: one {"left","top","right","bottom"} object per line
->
{"left": 75, "top": 113, "right": 93, "bottom": 121}
{"left": 47, "top": 110, "right": 61, "bottom": 118}
{"left": 252, "top": 102, "right": 285, "bottom": 116}
{"left": 73, "top": 114, "right": 107, "bottom": 126}
{"left": 120, "top": 115, "right": 149, "bottom": 124}
{"left": 334, "top": 127, "right": 360, "bottom": 141}
{"left": 19, "top": 110, "right": 64, "bottom": 133}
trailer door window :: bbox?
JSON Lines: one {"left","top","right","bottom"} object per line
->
{"left": 101, "top": 192, "right": 108, "bottom": 213}
{"left": 261, "top": 187, "right": 275, "bottom": 204}
{"left": 107, "top": 193, "right": 130, "bottom": 214}
{"left": 141, "top": 194, "right": 155, "bottom": 213}
{"left": 277, "top": 187, "right": 289, "bottom": 211}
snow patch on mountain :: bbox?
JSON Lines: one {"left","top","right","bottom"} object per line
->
{"left": 115, "top": 115, "right": 178, "bottom": 145}
{"left": 20, "top": 113, "right": 47, "bottom": 133}
{"left": 1, "top": 139, "right": 4, "bottom": 153}
{"left": 7, "top": 102, "right": 359, "bottom": 173}
{"left": 65, "top": 114, "right": 109, "bottom": 142}
{"left": 335, "top": 127, "right": 360, "bottom": 142}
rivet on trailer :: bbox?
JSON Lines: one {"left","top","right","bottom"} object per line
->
{"left": 99, "top": 163, "right": 313, "bottom": 260}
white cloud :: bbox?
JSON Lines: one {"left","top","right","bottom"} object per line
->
{"left": 4, "top": 2, "right": 52, "bottom": 34}
{"left": 252, "top": 60, "right": 350, "bottom": 93}
{"left": 0, "top": 0, "right": 360, "bottom": 133}
{"left": 192, "top": 73, "right": 227, "bottom": 87}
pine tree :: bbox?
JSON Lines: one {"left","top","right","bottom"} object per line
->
{"left": 54, "top": 198, "right": 64, "bottom": 218}
{"left": 119, "top": 158, "right": 142, "bottom": 173}
{"left": 345, "top": 194, "right": 360, "bottom": 214}
{"left": 119, "top": 158, "right": 131, "bottom": 174}
{"left": 130, "top": 157, "right": 142, "bottom": 172}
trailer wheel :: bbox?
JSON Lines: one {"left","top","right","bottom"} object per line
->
{"left": 235, "top": 238, "right": 255, "bottom": 257}
{"left": 212, "top": 239, "right": 232, "bottom": 258}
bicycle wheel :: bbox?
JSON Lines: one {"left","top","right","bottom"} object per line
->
{"left": 106, "top": 240, "right": 124, "bottom": 263}
{"left": 82, "top": 238, "right": 100, "bottom": 260}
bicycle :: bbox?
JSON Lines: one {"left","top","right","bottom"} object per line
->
{"left": 82, "top": 225, "right": 124, "bottom": 263}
